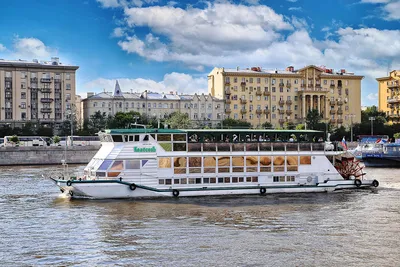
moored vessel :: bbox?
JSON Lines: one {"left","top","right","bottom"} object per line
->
{"left": 48, "top": 128, "right": 379, "bottom": 199}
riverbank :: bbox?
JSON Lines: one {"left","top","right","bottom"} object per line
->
{"left": 0, "top": 146, "right": 99, "bottom": 166}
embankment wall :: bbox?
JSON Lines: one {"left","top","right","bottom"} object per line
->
{"left": 0, "top": 146, "right": 99, "bottom": 166}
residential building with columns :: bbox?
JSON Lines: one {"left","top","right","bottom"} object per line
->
{"left": 208, "top": 65, "right": 362, "bottom": 128}
{"left": 377, "top": 70, "right": 400, "bottom": 124}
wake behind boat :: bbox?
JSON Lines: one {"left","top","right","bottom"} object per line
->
{"left": 47, "top": 127, "right": 379, "bottom": 199}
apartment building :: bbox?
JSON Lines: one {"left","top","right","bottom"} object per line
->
{"left": 208, "top": 65, "right": 363, "bottom": 128}
{"left": 377, "top": 70, "right": 400, "bottom": 124}
{"left": 0, "top": 57, "right": 79, "bottom": 131}
{"left": 82, "top": 81, "right": 224, "bottom": 127}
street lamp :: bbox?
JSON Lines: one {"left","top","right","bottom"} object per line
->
{"left": 369, "top": 117, "right": 375, "bottom": 136}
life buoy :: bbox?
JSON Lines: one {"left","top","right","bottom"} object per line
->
{"left": 66, "top": 180, "right": 72, "bottom": 186}
{"left": 129, "top": 183, "right": 136, "bottom": 191}
{"left": 260, "top": 187, "right": 266, "bottom": 194}
{"left": 172, "top": 189, "right": 179, "bottom": 197}
{"left": 372, "top": 180, "right": 379, "bottom": 188}
{"left": 354, "top": 179, "right": 362, "bottom": 188}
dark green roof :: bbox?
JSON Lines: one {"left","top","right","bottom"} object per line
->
{"left": 105, "top": 128, "right": 322, "bottom": 134}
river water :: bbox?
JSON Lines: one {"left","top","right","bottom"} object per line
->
{"left": 0, "top": 166, "right": 399, "bottom": 267}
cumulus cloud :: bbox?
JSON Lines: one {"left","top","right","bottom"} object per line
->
{"left": 360, "top": 0, "right": 390, "bottom": 3}
{"left": 288, "top": 7, "right": 302, "bottom": 11}
{"left": 367, "top": 93, "right": 378, "bottom": 100}
{"left": 96, "top": 0, "right": 120, "bottom": 8}
{"left": 111, "top": 27, "right": 125, "bottom": 37}
{"left": 286, "top": 0, "right": 298, "bottom": 2}
{"left": 83, "top": 72, "right": 208, "bottom": 95}
{"left": 0, "top": 44, "right": 6, "bottom": 52}
{"left": 12, "top": 37, "right": 54, "bottom": 59}
{"left": 360, "top": 0, "right": 400, "bottom": 20}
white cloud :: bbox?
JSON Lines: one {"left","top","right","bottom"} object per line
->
{"left": 286, "top": 0, "right": 298, "bottom": 2}
{"left": 360, "top": 0, "right": 390, "bottom": 3}
{"left": 111, "top": 27, "right": 125, "bottom": 37}
{"left": 288, "top": 7, "right": 302, "bottom": 11}
{"left": 0, "top": 44, "right": 6, "bottom": 52}
{"left": 83, "top": 72, "right": 208, "bottom": 96}
{"left": 367, "top": 93, "right": 378, "bottom": 100}
{"left": 360, "top": 0, "right": 400, "bottom": 20}
{"left": 12, "top": 37, "right": 54, "bottom": 59}
{"left": 243, "top": 0, "right": 260, "bottom": 5}
{"left": 96, "top": 0, "right": 120, "bottom": 8}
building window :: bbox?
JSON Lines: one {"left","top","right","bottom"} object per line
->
{"left": 194, "top": 113, "right": 198, "bottom": 119}
{"left": 234, "top": 77, "right": 237, "bottom": 83}
{"left": 272, "top": 87, "right": 276, "bottom": 92}
{"left": 234, "top": 113, "right": 238, "bottom": 119}
{"left": 272, "top": 114, "right": 276, "bottom": 119}
{"left": 66, "top": 93, "right": 71, "bottom": 100}
{"left": 21, "top": 112, "right": 26, "bottom": 120}
{"left": 66, "top": 84, "right": 71, "bottom": 90}
{"left": 93, "top": 102, "right": 97, "bottom": 107}
{"left": 272, "top": 96, "right": 276, "bottom": 101}
{"left": 249, "top": 78, "right": 253, "bottom": 83}
{"left": 272, "top": 79, "right": 275, "bottom": 85}
{"left": 21, "top": 92, "right": 26, "bottom": 99}
{"left": 66, "top": 73, "right": 71, "bottom": 80}
{"left": 324, "top": 80, "right": 327, "bottom": 85}
{"left": 234, "top": 104, "right": 238, "bottom": 110}
{"left": 257, "top": 78, "right": 261, "bottom": 83}
{"left": 294, "top": 79, "right": 298, "bottom": 84}
{"left": 20, "top": 102, "right": 26, "bottom": 109}
{"left": 20, "top": 72, "right": 27, "bottom": 78}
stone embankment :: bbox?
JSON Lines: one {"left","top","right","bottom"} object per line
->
{"left": 0, "top": 146, "right": 99, "bottom": 166}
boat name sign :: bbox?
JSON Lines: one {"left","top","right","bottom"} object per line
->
{"left": 134, "top": 146, "right": 156, "bottom": 153}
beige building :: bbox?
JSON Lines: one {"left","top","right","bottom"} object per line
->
{"left": 377, "top": 70, "right": 400, "bottom": 124}
{"left": 0, "top": 57, "right": 78, "bottom": 131}
{"left": 82, "top": 81, "right": 224, "bottom": 127}
{"left": 208, "top": 65, "right": 363, "bottom": 128}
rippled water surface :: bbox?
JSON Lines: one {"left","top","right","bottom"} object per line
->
{"left": 0, "top": 166, "right": 400, "bottom": 266}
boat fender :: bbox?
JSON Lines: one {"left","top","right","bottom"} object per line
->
{"left": 79, "top": 178, "right": 82, "bottom": 181}
{"left": 260, "top": 187, "right": 266, "bottom": 194}
{"left": 172, "top": 189, "right": 179, "bottom": 197}
{"left": 354, "top": 179, "right": 362, "bottom": 188}
{"left": 66, "top": 180, "right": 72, "bottom": 186}
{"left": 129, "top": 183, "right": 137, "bottom": 191}
{"left": 372, "top": 180, "right": 379, "bottom": 188}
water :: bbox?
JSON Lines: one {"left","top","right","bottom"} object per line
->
{"left": 0, "top": 166, "right": 399, "bottom": 267}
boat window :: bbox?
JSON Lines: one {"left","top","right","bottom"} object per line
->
{"left": 246, "top": 177, "right": 252, "bottom": 182}
{"left": 188, "top": 143, "right": 201, "bottom": 152}
{"left": 96, "top": 172, "right": 106, "bottom": 177}
{"left": 158, "top": 134, "right": 171, "bottom": 141}
{"left": 273, "top": 156, "right": 285, "bottom": 172}
{"left": 210, "top": 178, "right": 216, "bottom": 183}
{"left": 174, "top": 179, "right": 180, "bottom": 184}
{"left": 287, "top": 156, "right": 298, "bottom": 172}
{"left": 129, "top": 136, "right": 134, "bottom": 142}
{"left": 286, "top": 143, "right": 298, "bottom": 151}
{"left": 246, "top": 143, "right": 258, "bottom": 151}
{"left": 110, "top": 161, "right": 124, "bottom": 170}
{"left": 173, "top": 134, "right": 186, "bottom": 141}
{"left": 259, "top": 143, "right": 272, "bottom": 151}
{"left": 273, "top": 143, "right": 286, "bottom": 151}
{"left": 181, "top": 178, "right": 187, "bottom": 184}
{"left": 217, "top": 143, "right": 230, "bottom": 151}
{"left": 107, "top": 172, "right": 121, "bottom": 177}
{"left": 189, "top": 178, "right": 195, "bottom": 184}
{"left": 159, "top": 179, "right": 165, "bottom": 185}
{"left": 239, "top": 177, "right": 244, "bottom": 183}
{"left": 160, "top": 143, "right": 172, "bottom": 151}
{"left": 143, "top": 135, "right": 149, "bottom": 141}
{"left": 300, "top": 156, "right": 311, "bottom": 165}
{"left": 135, "top": 135, "right": 140, "bottom": 142}
{"left": 189, "top": 157, "right": 201, "bottom": 174}
{"left": 218, "top": 157, "right": 230, "bottom": 173}
{"left": 232, "top": 156, "right": 244, "bottom": 172}
{"left": 203, "top": 143, "right": 216, "bottom": 152}
{"left": 125, "top": 160, "right": 140, "bottom": 169}
{"left": 112, "top": 135, "right": 123, "bottom": 142}
{"left": 287, "top": 176, "right": 295, "bottom": 182}
{"left": 174, "top": 157, "right": 187, "bottom": 174}
{"left": 246, "top": 156, "right": 258, "bottom": 172}
{"left": 232, "top": 143, "right": 244, "bottom": 151}
{"left": 252, "top": 177, "right": 258, "bottom": 182}
{"left": 98, "top": 160, "right": 113, "bottom": 171}
{"left": 312, "top": 143, "right": 324, "bottom": 151}
{"left": 158, "top": 158, "right": 171, "bottom": 168}
{"left": 224, "top": 177, "right": 230, "bottom": 183}
{"left": 299, "top": 143, "right": 311, "bottom": 151}
{"left": 218, "top": 178, "right": 224, "bottom": 183}
{"left": 260, "top": 156, "right": 271, "bottom": 172}
{"left": 165, "top": 179, "right": 172, "bottom": 185}
{"left": 203, "top": 178, "right": 210, "bottom": 183}
{"left": 204, "top": 157, "right": 216, "bottom": 173}
{"left": 150, "top": 134, "right": 156, "bottom": 140}
{"left": 196, "top": 178, "right": 202, "bottom": 184}
{"left": 173, "top": 143, "right": 186, "bottom": 151}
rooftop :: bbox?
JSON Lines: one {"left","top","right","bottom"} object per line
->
{"left": 0, "top": 57, "right": 79, "bottom": 70}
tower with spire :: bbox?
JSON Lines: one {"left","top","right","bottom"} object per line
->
{"left": 113, "top": 80, "right": 124, "bottom": 97}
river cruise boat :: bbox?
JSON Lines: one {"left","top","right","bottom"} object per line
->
{"left": 49, "top": 128, "right": 379, "bottom": 199}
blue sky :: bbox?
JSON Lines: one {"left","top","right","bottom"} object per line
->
{"left": 1, "top": 0, "right": 400, "bottom": 106}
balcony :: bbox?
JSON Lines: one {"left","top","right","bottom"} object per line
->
{"left": 225, "top": 88, "right": 231, "bottom": 95}
{"left": 388, "top": 83, "right": 400, "bottom": 89}
{"left": 225, "top": 82, "right": 230, "bottom": 86}
{"left": 389, "top": 114, "right": 399, "bottom": 118}
{"left": 40, "top": 78, "right": 52, "bottom": 83}
{"left": 279, "top": 100, "right": 285, "bottom": 105}
{"left": 241, "top": 82, "right": 246, "bottom": 86}
{"left": 330, "top": 84, "right": 335, "bottom": 88}
{"left": 263, "top": 90, "right": 270, "bottom": 96}
{"left": 240, "top": 109, "right": 247, "bottom": 114}
{"left": 30, "top": 78, "right": 38, "bottom": 83}
{"left": 337, "top": 85, "right": 342, "bottom": 89}
{"left": 263, "top": 109, "right": 270, "bottom": 114}
{"left": 5, "top": 77, "right": 12, "bottom": 81}
{"left": 240, "top": 99, "right": 247, "bottom": 104}
{"left": 308, "top": 83, "right": 314, "bottom": 87}
{"left": 329, "top": 99, "right": 336, "bottom": 105}
{"left": 387, "top": 97, "right": 400, "bottom": 103}
{"left": 225, "top": 99, "right": 231, "bottom": 104}
{"left": 41, "top": 98, "right": 54, "bottom": 103}
{"left": 54, "top": 79, "right": 61, "bottom": 83}
{"left": 278, "top": 119, "right": 285, "bottom": 123}
{"left": 337, "top": 118, "right": 343, "bottom": 124}
{"left": 279, "top": 109, "right": 285, "bottom": 114}
{"left": 40, "top": 88, "right": 52, "bottom": 93}
{"left": 256, "top": 109, "right": 263, "bottom": 115}
{"left": 40, "top": 108, "right": 52, "bottom": 113}
{"left": 286, "top": 110, "right": 293, "bottom": 115}
{"left": 337, "top": 100, "right": 343, "bottom": 105}
{"left": 315, "top": 84, "right": 322, "bottom": 89}
{"left": 279, "top": 82, "right": 284, "bottom": 87}
{"left": 286, "top": 100, "right": 292, "bottom": 105}
{"left": 225, "top": 108, "right": 231, "bottom": 113}
{"left": 330, "top": 109, "right": 336, "bottom": 114}
{"left": 337, "top": 109, "right": 343, "bottom": 115}
{"left": 256, "top": 90, "right": 262, "bottom": 96}
{"left": 286, "top": 83, "right": 291, "bottom": 88}
{"left": 330, "top": 119, "right": 336, "bottom": 123}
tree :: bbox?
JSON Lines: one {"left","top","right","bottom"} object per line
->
{"left": 10, "top": 135, "right": 19, "bottom": 145}
{"left": 284, "top": 121, "right": 296, "bottom": 130}
{"left": 53, "top": 135, "right": 61, "bottom": 144}
{"left": 261, "top": 122, "right": 273, "bottom": 129}
{"left": 220, "top": 118, "right": 251, "bottom": 129}
{"left": 21, "top": 122, "right": 36, "bottom": 136}
{"left": 165, "top": 112, "right": 192, "bottom": 129}
{"left": 306, "top": 109, "right": 322, "bottom": 130}
{"left": 296, "top": 124, "right": 305, "bottom": 130}
{"left": 88, "top": 111, "right": 108, "bottom": 134}
{"left": 394, "top": 132, "right": 400, "bottom": 140}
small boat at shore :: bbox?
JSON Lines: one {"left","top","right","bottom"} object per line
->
{"left": 47, "top": 127, "right": 379, "bottom": 199}
{"left": 361, "top": 142, "right": 400, "bottom": 167}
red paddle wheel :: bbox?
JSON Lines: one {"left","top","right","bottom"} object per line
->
{"left": 335, "top": 152, "right": 365, "bottom": 180}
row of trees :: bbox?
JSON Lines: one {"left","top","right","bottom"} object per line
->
{"left": 1, "top": 106, "right": 399, "bottom": 141}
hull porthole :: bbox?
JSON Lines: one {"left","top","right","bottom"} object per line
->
{"left": 354, "top": 179, "right": 362, "bottom": 188}
{"left": 129, "top": 183, "right": 137, "bottom": 191}
{"left": 372, "top": 180, "right": 379, "bottom": 188}
{"left": 260, "top": 187, "right": 266, "bottom": 194}
{"left": 172, "top": 189, "right": 179, "bottom": 197}
{"left": 66, "top": 180, "right": 72, "bottom": 186}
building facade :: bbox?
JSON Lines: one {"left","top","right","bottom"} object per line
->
{"left": 377, "top": 70, "right": 400, "bottom": 124}
{"left": 82, "top": 81, "right": 224, "bottom": 127}
{"left": 208, "top": 65, "right": 363, "bottom": 128}
{"left": 0, "top": 57, "right": 79, "bottom": 131}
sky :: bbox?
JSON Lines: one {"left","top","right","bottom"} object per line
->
{"left": 1, "top": 0, "right": 400, "bottom": 106}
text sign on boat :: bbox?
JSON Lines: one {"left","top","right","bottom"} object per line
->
{"left": 134, "top": 146, "right": 156, "bottom": 153}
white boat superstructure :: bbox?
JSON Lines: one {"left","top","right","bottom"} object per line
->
{"left": 49, "top": 129, "right": 379, "bottom": 199}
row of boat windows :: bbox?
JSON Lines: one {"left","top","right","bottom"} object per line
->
{"left": 158, "top": 175, "right": 296, "bottom": 185}
{"left": 100, "top": 134, "right": 187, "bottom": 143}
